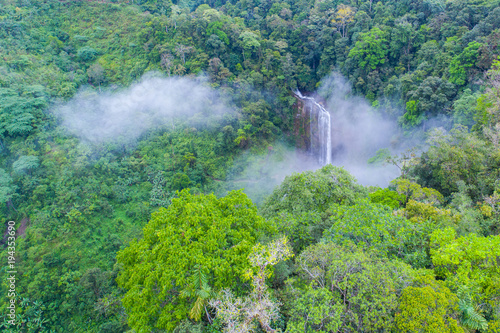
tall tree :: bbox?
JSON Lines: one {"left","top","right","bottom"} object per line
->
{"left": 116, "top": 189, "right": 274, "bottom": 332}
{"left": 348, "top": 26, "right": 389, "bottom": 70}
{"left": 331, "top": 4, "right": 356, "bottom": 38}
{"left": 175, "top": 44, "right": 194, "bottom": 64}
{"left": 395, "top": 275, "right": 465, "bottom": 333}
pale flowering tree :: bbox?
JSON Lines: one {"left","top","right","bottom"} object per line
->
{"left": 331, "top": 4, "right": 355, "bottom": 38}
{"left": 209, "top": 237, "right": 293, "bottom": 333}
{"left": 160, "top": 53, "right": 174, "bottom": 76}
{"left": 175, "top": 44, "right": 194, "bottom": 64}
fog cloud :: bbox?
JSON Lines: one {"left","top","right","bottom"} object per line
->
{"left": 57, "top": 71, "right": 407, "bottom": 202}
{"left": 224, "top": 73, "right": 404, "bottom": 203}
{"left": 57, "top": 74, "right": 233, "bottom": 144}
{"left": 318, "top": 73, "right": 401, "bottom": 186}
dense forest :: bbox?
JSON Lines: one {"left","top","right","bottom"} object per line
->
{"left": 0, "top": 0, "right": 500, "bottom": 331}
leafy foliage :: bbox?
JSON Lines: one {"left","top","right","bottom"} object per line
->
{"left": 209, "top": 237, "right": 293, "bottom": 333}
{"left": 457, "top": 286, "right": 489, "bottom": 332}
{"left": 430, "top": 227, "right": 500, "bottom": 306}
{"left": 13, "top": 155, "right": 39, "bottom": 174}
{"left": 260, "top": 165, "right": 368, "bottom": 253}
{"left": 286, "top": 242, "right": 415, "bottom": 332}
{"left": 323, "top": 200, "right": 435, "bottom": 268}
{"left": 284, "top": 286, "right": 343, "bottom": 333}
{"left": 369, "top": 187, "right": 405, "bottom": 209}
{"left": 0, "top": 168, "right": 15, "bottom": 204}
{"left": 1, "top": 0, "right": 500, "bottom": 330}
{"left": 348, "top": 27, "right": 389, "bottom": 70}
{"left": 411, "top": 126, "right": 500, "bottom": 201}
{"left": 261, "top": 165, "right": 368, "bottom": 217}
{"left": 116, "top": 189, "right": 274, "bottom": 331}
{"left": 395, "top": 275, "right": 465, "bottom": 333}
{"left": 180, "top": 264, "right": 214, "bottom": 322}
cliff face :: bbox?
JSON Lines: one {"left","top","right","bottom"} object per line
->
{"left": 293, "top": 93, "right": 333, "bottom": 165}
{"left": 293, "top": 97, "right": 312, "bottom": 151}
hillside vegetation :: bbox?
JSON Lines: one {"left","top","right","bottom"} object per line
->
{"left": 0, "top": 0, "right": 499, "bottom": 331}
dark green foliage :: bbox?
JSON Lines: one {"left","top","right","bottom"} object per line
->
{"left": 173, "top": 172, "right": 191, "bottom": 191}
{"left": 99, "top": 321, "right": 128, "bottom": 333}
{"left": 453, "top": 89, "right": 481, "bottom": 127}
{"left": 457, "top": 287, "right": 488, "bottom": 331}
{"left": 77, "top": 46, "right": 98, "bottom": 62}
{"left": 0, "top": 86, "right": 47, "bottom": 136}
{"left": 260, "top": 165, "right": 368, "bottom": 252}
{"left": 0, "top": 168, "right": 15, "bottom": 204}
{"left": 13, "top": 156, "right": 39, "bottom": 174}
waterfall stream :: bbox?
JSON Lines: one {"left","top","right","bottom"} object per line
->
{"left": 294, "top": 90, "right": 332, "bottom": 165}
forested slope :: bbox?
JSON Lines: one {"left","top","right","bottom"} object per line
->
{"left": 0, "top": 0, "right": 499, "bottom": 331}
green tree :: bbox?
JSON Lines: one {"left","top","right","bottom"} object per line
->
{"left": 323, "top": 200, "right": 434, "bottom": 268}
{"left": 180, "top": 264, "right": 214, "bottom": 322}
{"left": 369, "top": 188, "right": 406, "bottom": 209}
{"left": 457, "top": 286, "right": 489, "bottom": 332}
{"left": 261, "top": 165, "right": 368, "bottom": 252}
{"left": 239, "top": 31, "right": 260, "bottom": 60}
{"left": 285, "top": 286, "right": 343, "bottom": 333}
{"left": 410, "top": 126, "right": 498, "bottom": 201}
{"left": 87, "top": 63, "right": 106, "bottom": 89}
{"left": 475, "top": 59, "right": 500, "bottom": 144}
{"left": 77, "top": 46, "right": 98, "bottom": 62}
{"left": 116, "top": 189, "right": 274, "bottom": 332}
{"left": 399, "top": 199, "right": 459, "bottom": 227}
{"left": 289, "top": 242, "right": 414, "bottom": 332}
{"left": 0, "top": 86, "right": 47, "bottom": 137}
{"left": 430, "top": 227, "right": 500, "bottom": 306}
{"left": 0, "top": 169, "right": 15, "bottom": 205}
{"left": 402, "top": 100, "right": 426, "bottom": 128}
{"left": 13, "top": 155, "right": 39, "bottom": 175}
{"left": 406, "top": 77, "right": 456, "bottom": 118}
{"left": 391, "top": 178, "right": 444, "bottom": 206}
{"left": 395, "top": 275, "right": 465, "bottom": 333}
{"left": 260, "top": 165, "right": 368, "bottom": 218}
{"left": 206, "top": 21, "right": 229, "bottom": 45}
{"left": 348, "top": 26, "right": 389, "bottom": 70}
{"left": 449, "top": 41, "right": 482, "bottom": 86}
{"left": 453, "top": 88, "right": 480, "bottom": 127}
{"left": 390, "top": 16, "right": 421, "bottom": 72}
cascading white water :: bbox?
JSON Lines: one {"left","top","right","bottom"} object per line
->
{"left": 294, "top": 90, "right": 332, "bottom": 165}
{"left": 317, "top": 107, "right": 331, "bottom": 165}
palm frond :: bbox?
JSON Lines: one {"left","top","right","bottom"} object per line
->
{"left": 189, "top": 297, "right": 205, "bottom": 321}
{"left": 458, "top": 288, "right": 488, "bottom": 331}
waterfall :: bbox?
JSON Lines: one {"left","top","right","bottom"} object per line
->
{"left": 294, "top": 90, "right": 332, "bottom": 165}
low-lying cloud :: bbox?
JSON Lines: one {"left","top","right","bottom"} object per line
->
{"left": 223, "top": 73, "right": 404, "bottom": 201}
{"left": 318, "top": 73, "right": 401, "bottom": 186}
{"left": 57, "top": 74, "right": 233, "bottom": 144}
{"left": 57, "top": 71, "right": 408, "bottom": 201}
